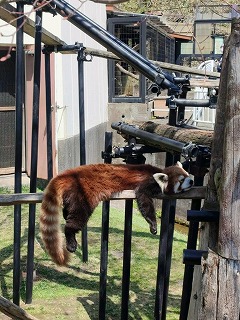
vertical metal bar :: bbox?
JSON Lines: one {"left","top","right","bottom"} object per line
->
{"left": 99, "top": 132, "right": 112, "bottom": 319}
{"left": 44, "top": 52, "right": 53, "bottom": 180}
{"left": 155, "top": 105, "right": 180, "bottom": 319}
{"left": 179, "top": 176, "right": 204, "bottom": 320}
{"left": 168, "top": 107, "right": 177, "bottom": 127}
{"left": 161, "top": 200, "right": 176, "bottom": 320}
{"left": 139, "top": 18, "right": 146, "bottom": 103}
{"left": 121, "top": 199, "right": 133, "bottom": 320}
{"left": 77, "top": 44, "right": 88, "bottom": 262}
{"left": 13, "top": 1, "right": 24, "bottom": 306}
{"left": 155, "top": 200, "right": 171, "bottom": 320}
{"left": 177, "top": 87, "right": 187, "bottom": 124}
{"left": 99, "top": 200, "right": 110, "bottom": 319}
{"left": 25, "top": 9, "right": 42, "bottom": 304}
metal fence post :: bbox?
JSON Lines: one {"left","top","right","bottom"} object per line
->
{"left": 26, "top": 8, "right": 42, "bottom": 304}
{"left": 99, "top": 132, "right": 112, "bottom": 319}
{"left": 44, "top": 51, "right": 53, "bottom": 180}
{"left": 13, "top": 1, "right": 24, "bottom": 306}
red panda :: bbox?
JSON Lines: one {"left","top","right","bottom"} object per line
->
{"left": 40, "top": 161, "right": 193, "bottom": 265}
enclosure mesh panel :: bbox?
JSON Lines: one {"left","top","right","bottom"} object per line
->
{"left": 114, "top": 23, "right": 140, "bottom": 97}
{"left": 0, "top": 50, "right": 16, "bottom": 168}
{"left": 146, "top": 26, "right": 175, "bottom": 63}
{"left": 0, "top": 51, "right": 16, "bottom": 107}
{"left": 0, "top": 111, "right": 15, "bottom": 168}
{"left": 109, "top": 18, "right": 175, "bottom": 101}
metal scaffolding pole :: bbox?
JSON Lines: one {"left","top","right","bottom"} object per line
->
{"left": 26, "top": 8, "right": 43, "bottom": 304}
{"left": 13, "top": 1, "right": 24, "bottom": 306}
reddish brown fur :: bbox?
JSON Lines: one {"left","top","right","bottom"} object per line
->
{"left": 40, "top": 163, "right": 191, "bottom": 266}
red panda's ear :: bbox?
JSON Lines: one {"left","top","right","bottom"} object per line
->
{"left": 153, "top": 173, "right": 168, "bottom": 192}
{"left": 176, "top": 161, "right": 183, "bottom": 168}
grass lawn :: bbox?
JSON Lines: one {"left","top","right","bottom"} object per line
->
{"left": 0, "top": 186, "right": 188, "bottom": 320}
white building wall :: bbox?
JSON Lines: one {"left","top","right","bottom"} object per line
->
{"left": 54, "top": 1, "right": 108, "bottom": 170}
{"left": 54, "top": 0, "right": 108, "bottom": 141}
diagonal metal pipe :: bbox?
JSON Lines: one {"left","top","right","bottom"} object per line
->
{"left": 48, "top": 0, "right": 179, "bottom": 91}
{"left": 111, "top": 122, "right": 195, "bottom": 156}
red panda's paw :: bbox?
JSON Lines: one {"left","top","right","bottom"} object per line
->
{"left": 150, "top": 224, "right": 157, "bottom": 235}
{"left": 66, "top": 234, "right": 78, "bottom": 253}
{"left": 66, "top": 239, "right": 78, "bottom": 253}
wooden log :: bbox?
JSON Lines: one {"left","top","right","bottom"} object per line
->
{"left": 0, "top": 296, "right": 39, "bottom": 320}
{"left": 0, "top": 187, "right": 206, "bottom": 206}
{"left": 198, "top": 251, "right": 240, "bottom": 320}
{"left": 189, "top": 18, "right": 240, "bottom": 320}
{"left": 218, "top": 19, "right": 240, "bottom": 259}
{"left": 84, "top": 46, "right": 221, "bottom": 78}
{"left": 152, "top": 60, "right": 220, "bottom": 78}
{"left": 139, "top": 121, "right": 213, "bottom": 147}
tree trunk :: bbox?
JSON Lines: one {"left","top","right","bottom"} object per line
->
{"left": 188, "top": 18, "right": 240, "bottom": 319}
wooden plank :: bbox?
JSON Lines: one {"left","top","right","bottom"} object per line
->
{"left": 189, "top": 78, "right": 219, "bottom": 88}
{"left": 0, "top": 4, "right": 66, "bottom": 45}
{"left": 0, "top": 106, "right": 15, "bottom": 111}
{"left": 0, "top": 167, "right": 15, "bottom": 175}
{"left": 0, "top": 193, "right": 43, "bottom": 205}
{"left": 0, "top": 187, "right": 206, "bottom": 206}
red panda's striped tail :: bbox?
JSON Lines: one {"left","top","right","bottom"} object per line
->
{"left": 39, "top": 184, "right": 70, "bottom": 266}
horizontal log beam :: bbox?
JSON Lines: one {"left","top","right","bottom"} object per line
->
{"left": 0, "top": 187, "right": 206, "bottom": 206}
{"left": 82, "top": 47, "right": 220, "bottom": 78}
{"left": 139, "top": 122, "right": 213, "bottom": 147}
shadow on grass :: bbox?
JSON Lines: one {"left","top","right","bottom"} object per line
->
{"left": 0, "top": 226, "right": 29, "bottom": 300}
{"left": 88, "top": 225, "right": 187, "bottom": 245}
{"left": 77, "top": 283, "right": 181, "bottom": 319}
{"left": 32, "top": 261, "right": 181, "bottom": 319}
{"left": 0, "top": 206, "right": 184, "bottom": 319}
{"left": 89, "top": 225, "right": 157, "bottom": 240}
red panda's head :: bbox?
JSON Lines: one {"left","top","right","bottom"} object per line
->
{"left": 153, "top": 161, "right": 193, "bottom": 195}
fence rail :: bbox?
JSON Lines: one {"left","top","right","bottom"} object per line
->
{"left": 0, "top": 187, "right": 206, "bottom": 206}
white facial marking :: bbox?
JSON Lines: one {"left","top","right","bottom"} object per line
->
{"left": 153, "top": 173, "right": 168, "bottom": 193}
{"left": 173, "top": 176, "right": 193, "bottom": 193}
{"left": 174, "top": 182, "right": 181, "bottom": 193}
{"left": 176, "top": 161, "right": 183, "bottom": 168}
{"left": 181, "top": 177, "right": 193, "bottom": 190}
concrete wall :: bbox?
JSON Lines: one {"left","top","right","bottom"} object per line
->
{"left": 108, "top": 102, "right": 151, "bottom": 147}
{"left": 58, "top": 122, "right": 107, "bottom": 172}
